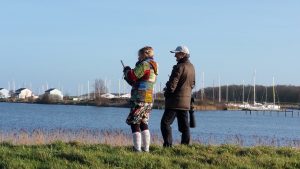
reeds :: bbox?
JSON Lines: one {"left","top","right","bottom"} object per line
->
{"left": 0, "top": 129, "right": 299, "bottom": 148}
{"left": 0, "top": 129, "right": 163, "bottom": 146}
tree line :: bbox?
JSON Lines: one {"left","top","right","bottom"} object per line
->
{"left": 193, "top": 85, "right": 300, "bottom": 104}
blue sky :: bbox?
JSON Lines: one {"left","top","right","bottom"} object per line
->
{"left": 0, "top": 1, "right": 299, "bottom": 95}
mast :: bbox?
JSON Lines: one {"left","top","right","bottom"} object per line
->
{"left": 212, "top": 80, "right": 215, "bottom": 102}
{"left": 201, "top": 72, "right": 205, "bottom": 101}
{"left": 105, "top": 78, "right": 107, "bottom": 93}
{"left": 123, "top": 80, "right": 125, "bottom": 94}
{"left": 253, "top": 70, "right": 256, "bottom": 104}
{"left": 13, "top": 80, "right": 15, "bottom": 91}
{"left": 118, "top": 79, "right": 121, "bottom": 97}
{"left": 218, "top": 75, "right": 221, "bottom": 103}
{"left": 242, "top": 80, "right": 245, "bottom": 103}
{"left": 77, "top": 84, "right": 80, "bottom": 98}
{"left": 265, "top": 86, "right": 268, "bottom": 103}
{"left": 273, "top": 77, "right": 276, "bottom": 105}
{"left": 88, "top": 80, "right": 90, "bottom": 99}
{"left": 226, "top": 84, "right": 228, "bottom": 103}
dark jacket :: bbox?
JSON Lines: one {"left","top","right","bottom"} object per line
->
{"left": 164, "top": 57, "right": 195, "bottom": 110}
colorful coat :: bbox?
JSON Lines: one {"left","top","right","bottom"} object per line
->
{"left": 124, "top": 58, "right": 158, "bottom": 103}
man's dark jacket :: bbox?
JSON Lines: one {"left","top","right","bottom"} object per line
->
{"left": 164, "top": 57, "right": 195, "bottom": 110}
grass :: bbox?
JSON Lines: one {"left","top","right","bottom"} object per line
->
{"left": 1, "top": 129, "right": 300, "bottom": 168}
{"left": 0, "top": 142, "right": 300, "bottom": 169}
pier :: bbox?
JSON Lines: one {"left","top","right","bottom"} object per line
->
{"left": 244, "top": 109, "right": 300, "bottom": 117}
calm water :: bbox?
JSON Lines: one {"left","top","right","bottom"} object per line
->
{"left": 0, "top": 102, "right": 300, "bottom": 145}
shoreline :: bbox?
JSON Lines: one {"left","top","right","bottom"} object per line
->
{"left": 1, "top": 99, "right": 299, "bottom": 111}
{"left": 0, "top": 99, "right": 227, "bottom": 111}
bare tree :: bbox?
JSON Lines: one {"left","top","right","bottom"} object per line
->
{"left": 94, "top": 79, "right": 108, "bottom": 101}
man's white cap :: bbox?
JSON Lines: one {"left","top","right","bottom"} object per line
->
{"left": 170, "top": 45, "right": 190, "bottom": 55}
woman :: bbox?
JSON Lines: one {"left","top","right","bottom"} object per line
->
{"left": 123, "top": 46, "right": 158, "bottom": 152}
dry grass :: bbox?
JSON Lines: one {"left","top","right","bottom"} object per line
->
{"left": 1, "top": 129, "right": 300, "bottom": 148}
{"left": 0, "top": 129, "right": 163, "bottom": 146}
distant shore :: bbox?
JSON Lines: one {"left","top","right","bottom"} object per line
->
{"left": 0, "top": 98, "right": 227, "bottom": 111}
{"left": 1, "top": 98, "right": 299, "bottom": 111}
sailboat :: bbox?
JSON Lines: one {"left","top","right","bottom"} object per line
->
{"left": 242, "top": 73, "right": 281, "bottom": 111}
{"left": 261, "top": 77, "right": 281, "bottom": 111}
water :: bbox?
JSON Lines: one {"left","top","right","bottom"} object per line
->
{"left": 0, "top": 102, "right": 300, "bottom": 146}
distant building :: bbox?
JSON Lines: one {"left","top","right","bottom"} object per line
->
{"left": 120, "top": 93, "right": 131, "bottom": 98}
{"left": 14, "top": 88, "right": 33, "bottom": 99}
{"left": 101, "top": 93, "right": 116, "bottom": 99}
{"left": 72, "top": 97, "right": 79, "bottom": 101}
{"left": 44, "top": 88, "right": 64, "bottom": 100}
{"left": 0, "top": 88, "right": 10, "bottom": 98}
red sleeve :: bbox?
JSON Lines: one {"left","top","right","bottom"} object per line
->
{"left": 126, "top": 69, "right": 138, "bottom": 82}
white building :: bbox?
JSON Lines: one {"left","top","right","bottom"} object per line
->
{"left": 120, "top": 93, "right": 131, "bottom": 98}
{"left": 0, "top": 88, "right": 10, "bottom": 98}
{"left": 101, "top": 93, "right": 116, "bottom": 99}
{"left": 44, "top": 88, "right": 64, "bottom": 100}
{"left": 15, "top": 88, "right": 33, "bottom": 99}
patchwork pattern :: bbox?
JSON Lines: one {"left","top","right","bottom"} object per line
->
{"left": 126, "top": 102, "right": 153, "bottom": 125}
{"left": 125, "top": 58, "right": 158, "bottom": 103}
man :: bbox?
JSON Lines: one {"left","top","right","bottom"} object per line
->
{"left": 161, "top": 45, "right": 195, "bottom": 147}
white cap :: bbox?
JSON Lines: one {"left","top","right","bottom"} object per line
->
{"left": 170, "top": 45, "right": 190, "bottom": 55}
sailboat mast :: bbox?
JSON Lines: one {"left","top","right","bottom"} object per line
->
{"left": 226, "top": 84, "right": 229, "bottom": 103}
{"left": 212, "top": 80, "right": 215, "bottom": 102}
{"left": 201, "top": 72, "right": 205, "bottom": 101}
{"left": 118, "top": 79, "right": 121, "bottom": 97}
{"left": 253, "top": 70, "right": 256, "bottom": 104}
{"left": 218, "top": 76, "right": 221, "bottom": 103}
{"left": 242, "top": 80, "right": 245, "bottom": 103}
{"left": 88, "top": 80, "right": 90, "bottom": 100}
{"left": 273, "top": 77, "right": 276, "bottom": 105}
{"left": 8, "top": 81, "right": 10, "bottom": 91}
{"left": 265, "top": 86, "right": 268, "bottom": 103}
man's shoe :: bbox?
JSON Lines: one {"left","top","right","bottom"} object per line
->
{"left": 163, "top": 143, "right": 172, "bottom": 148}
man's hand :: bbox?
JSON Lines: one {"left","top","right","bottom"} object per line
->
{"left": 163, "top": 87, "right": 170, "bottom": 98}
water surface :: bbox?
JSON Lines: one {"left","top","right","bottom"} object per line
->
{"left": 1, "top": 102, "right": 299, "bottom": 146}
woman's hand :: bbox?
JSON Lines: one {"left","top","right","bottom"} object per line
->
{"left": 123, "top": 66, "right": 131, "bottom": 73}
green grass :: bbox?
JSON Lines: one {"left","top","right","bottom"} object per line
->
{"left": 0, "top": 142, "right": 300, "bottom": 169}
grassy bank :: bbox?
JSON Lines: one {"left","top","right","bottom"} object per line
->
{"left": 0, "top": 142, "right": 300, "bottom": 169}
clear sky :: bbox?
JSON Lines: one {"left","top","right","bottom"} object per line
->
{"left": 0, "top": 0, "right": 299, "bottom": 95}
